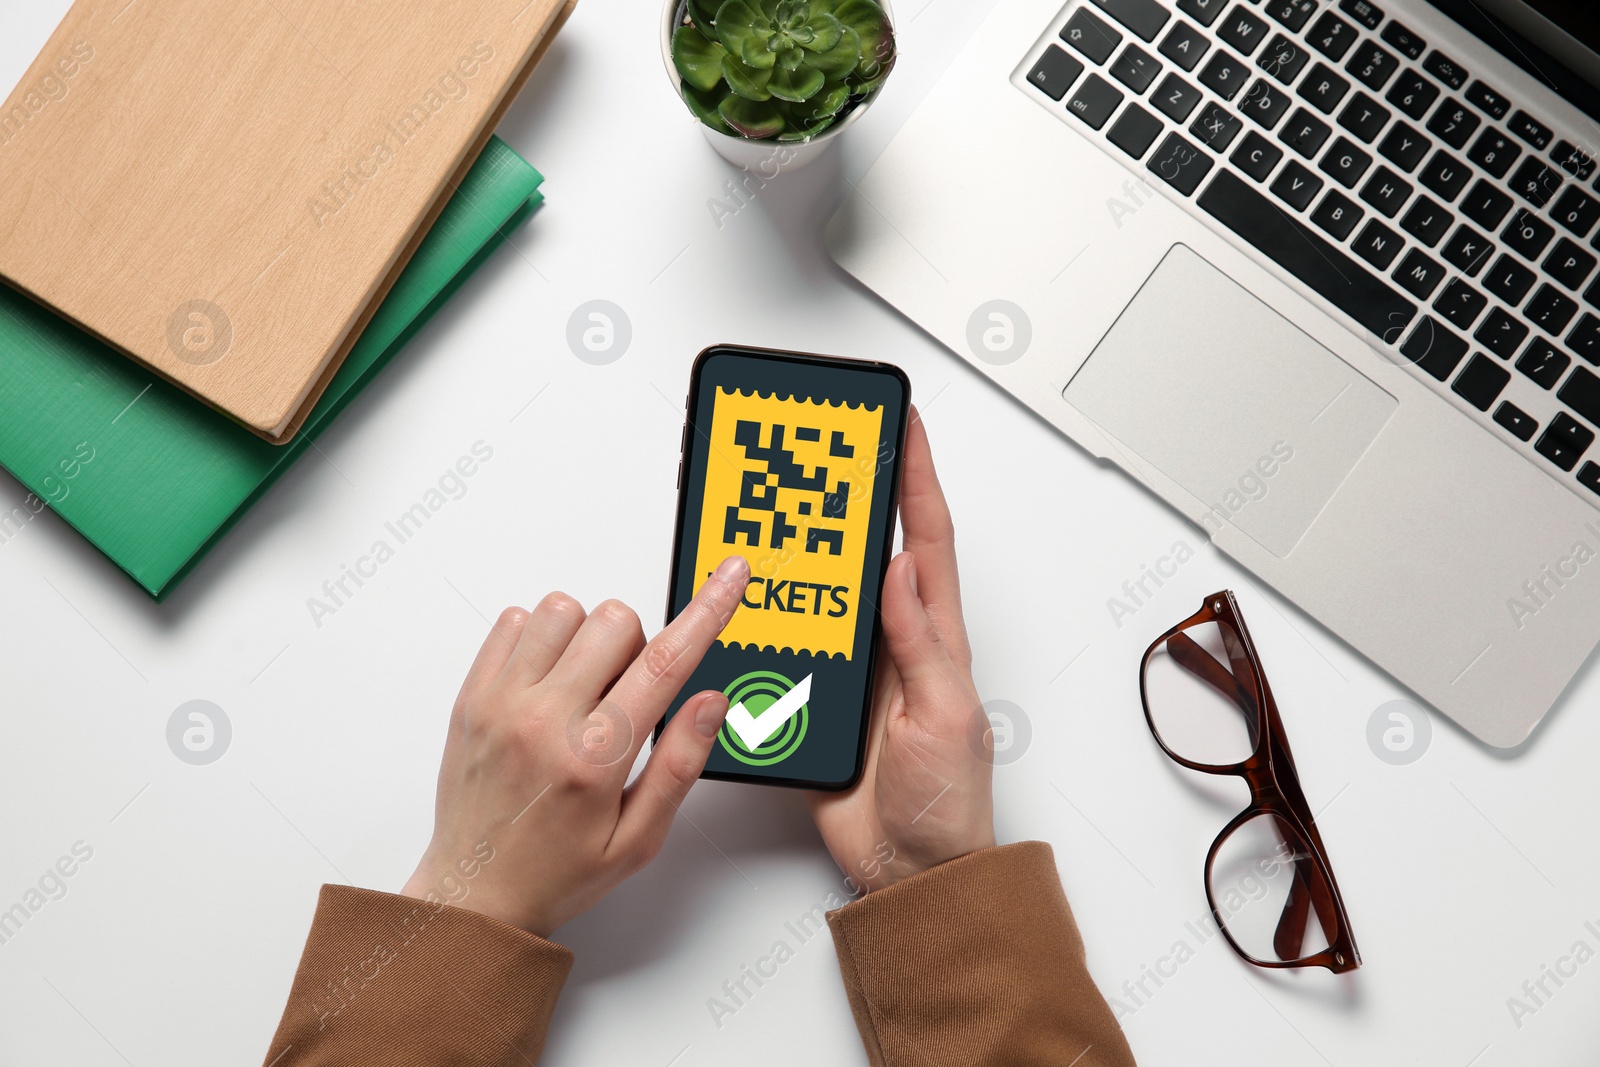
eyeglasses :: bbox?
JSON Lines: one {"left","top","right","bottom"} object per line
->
{"left": 1139, "top": 590, "right": 1360, "bottom": 974}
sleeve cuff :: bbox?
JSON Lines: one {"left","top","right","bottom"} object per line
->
{"left": 825, "top": 841, "right": 1136, "bottom": 1067}
{"left": 261, "top": 885, "right": 574, "bottom": 1067}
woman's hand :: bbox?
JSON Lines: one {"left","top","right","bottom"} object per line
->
{"left": 808, "top": 409, "right": 996, "bottom": 893}
{"left": 401, "top": 555, "right": 750, "bottom": 938}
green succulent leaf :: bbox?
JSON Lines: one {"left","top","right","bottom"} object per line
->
{"left": 714, "top": 0, "right": 766, "bottom": 57}
{"left": 686, "top": 0, "right": 721, "bottom": 28}
{"left": 835, "top": 0, "right": 893, "bottom": 79}
{"left": 718, "top": 94, "right": 785, "bottom": 138}
{"left": 777, "top": 45, "right": 805, "bottom": 71}
{"left": 809, "top": 81, "right": 852, "bottom": 119}
{"left": 809, "top": 24, "right": 862, "bottom": 80}
{"left": 740, "top": 35, "right": 777, "bottom": 68}
{"left": 774, "top": 98, "right": 839, "bottom": 141}
{"left": 672, "top": 26, "right": 730, "bottom": 92}
{"left": 802, "top": 12, "right": 844, "bottom": 51}
{"left": 682, "top": 82, "right": 733, "bottom": 134}
{"left": 768, "top": 62, "right": 825, "bottom": 102}
{"left": 722, "top": 53, "right": 774, "bottom": 99}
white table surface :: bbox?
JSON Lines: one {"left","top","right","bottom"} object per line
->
{"left": 4, "top": 1, "right": 1599, "bottom": 1064}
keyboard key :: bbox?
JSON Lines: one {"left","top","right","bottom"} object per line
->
{"left": 1452, "top": 352, "right": 1510, "bottom": 410}
{"left": 1502, "top": 208, "right": 1554, "bottom": 260}
{"left": 1400, "top": 316, "right": 1469, "bottom": 379}
{"left": 1066, "top": 74, "right": 1125, "bottom": 129}
{"left": 1272, "top": 159, "right": 1323, "bottom": 210}
{"left": 1346, "top": 41, "right": 1398, "bottom": 91}
{"left": 1536, "top": 412, "right": 1592, "bottom": 470}
{"left": 1552, "top": 140, "right": 1596, "bottom": 181}
{"left": 1199, "top": 50, "right": 1251, "bottom": 100}
{"left": 1297, "top": 63, "right": 1350, "bottom": 114}
{"left": 1495, "top": 401, "right": 1538, "bottom": 440}
{"left": 1546, "top": 238, "right": 1597, "bottom": 290}
{"left": 1239, "top": 78, "right": 1291, "bottom": 128}
{"left": 1509, "top": 157, "right": 1563, "bottom": 208}
{"left": 1418, "top": 150, "right": 1470, "bottom": 202}
{"left": 1475, "top": 307, "right": 1529, "bottom": 358}
{"left": 1551, "top": 186, "right": 1600, "bottom": 238}
{"left": 1062, "top": 8, "right": 1123, "bottom": 64}
{"left": 1385, "top": 72, "right": 1439, "bottom": 120}
{"left": 1461, "top": 180, "right": 1513, "bottom": 230}
{"left": 1028, "top": 46, "right": 1085, "bottom": 101}
{"left": 1377, "top": 121, "right": 1430, "bottom": 173}
{"left": 1159, "top": 21, "right": 1210, "bottom": 71}
{"left": 1264, "top": 0, "right": 1316, "bottom": 32}
{"left": 1177, "top": 0, "right": 1228, "bottom": 29}
{"left": 1425, "top": 99, "right": 1477, "bottom": 153}
{"left": 1312, "top": 189, "right": 1363, "bottom": 239}
{"left": 1217, "top": 6, "right": 1270, "bottom": 56}
{"left": 1320, "top": 136, "right": 1372, "bottom": 188}
{"left": 1089, "top": 0, "right": 1170, "bottom": 42}
{"left": 1380, "top": 21, "right": 1426, "bottom": 61}
{"left": 1152, "top": 73, "right": 1203, "bottom": 121}
{"left": 1588, "top": 276, "right": 1600, "bottom": 310}
{"left": 1568, "top": 313, "right": 1600, "bottom": 364}
{"left": 1483, "top": 255, "right": 1536, "bottom": 305}
{"left": 1360, "top": 167, "right": 1412, "bottom": 217}
{"left": 1433, "top": 278, "right": 1487, "bottom": 329}
{"left": 1198, "top": 169, "right": 1417, "bottom": 340}
{"left": 1339, "top": 0, "right": 1383, "bottom": 31}
{"left": 1107, "top": 102, "right": 1164, "bottom": 157}
{"left": 1561, "top": 366, "right": 1600, "bottom": 428}
{"left": 1465, "top": 129, "right": 1521, "bottom": 179}
{"left": 1393, "top": 248, "right": 1446, "bottom": 299}
{"left": 1190, "top": 101, "right": 1243, "bottom": 150}
{"left": 1147, "top": 131, "right": 1216, "bottom": 194}
{"left": 1257, "top": 34, "right": 1309, "bottom": 84}
{"left": 1441, "top": 223, "right": 1493, "bottom": 277}
{"left": 1518, "top": 337, "right": 1570, "bottom": 389}
{"left": 1230, "top": 130, "right": 1283, "bottom": 180}
{"left": 1337, "top": 92, "right": 1390, "bottom": 143}
{"left": 1279, "top": 108, "right": 1330, "bottom": 157}
{"left": 1527, "top": 284, "right": 1579, "bottom": 334}
{"left": 1111, "top": 44, "right": 1163, "bottom": 92}
{"left": 1353, "top": 218, "right": 1404, "bottom": 269}
{"left": 1422, "top": 51, "right": 1468, "bottom": 90}
{"left": 1579, "top": 461, "right": 1600, "bottom": 495}
{"left": 1465, "top": 80, "right": 1510, "bottom": 120}
{"left": 1400, "top": 194, "right": 1452, "bottom": 247}
{"left": 1307, "top": 12, "right": 1358, "bottom": 62}
{"left": 1509, "top": 110, "right": 1553, "bottom": 150}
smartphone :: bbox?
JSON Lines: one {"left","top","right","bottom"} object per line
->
{"left": 656, "top": 344, "right": 910, "bottom": 790}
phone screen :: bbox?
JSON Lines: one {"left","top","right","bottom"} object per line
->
{"left": 659, "top": 346, "right": 909, "bottom": 789}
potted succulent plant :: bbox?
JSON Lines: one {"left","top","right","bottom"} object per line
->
{"left": 663, "top": 0, "right": 896, "bottom": 168}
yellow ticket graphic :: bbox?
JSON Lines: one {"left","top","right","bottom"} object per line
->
{"left": 692, "top": 388, "right": 885, "bottom": 660}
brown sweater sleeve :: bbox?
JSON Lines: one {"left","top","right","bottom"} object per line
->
{"left": 826, "top": 841, "right": 1137, "bottom": 1067}
{"left": 260, "top": 885, "right": 573, "bottom": 1067}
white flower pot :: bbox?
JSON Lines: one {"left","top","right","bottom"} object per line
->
{"left": 660, "top": 0, "right": 891, "bottom": 171}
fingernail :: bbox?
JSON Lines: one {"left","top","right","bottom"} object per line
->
{"left": 715, "top": 554, "right": 750, "bottom": 586}
{"left": 694, "top": 693, "right": 729, "bottom": 738}
{"left": 905, "top": 552, "right": 919, "bottom": 598}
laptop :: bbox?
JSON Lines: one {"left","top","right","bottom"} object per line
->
{"left": 828, "top": 0, "right": 1600, "bottom": 747}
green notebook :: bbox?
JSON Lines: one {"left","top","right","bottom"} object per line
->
{"left": 0, "top": 135, "right": 542, "bottom": 599}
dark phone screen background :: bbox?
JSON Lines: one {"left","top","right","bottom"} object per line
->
{"left": 662, "top": 351, "right": 905, "bottom": 786}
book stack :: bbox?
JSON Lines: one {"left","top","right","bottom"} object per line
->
{"left": 0, "top": 0, "right": 573, "bottom": 596}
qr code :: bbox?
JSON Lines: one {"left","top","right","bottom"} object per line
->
{"left": 722, "top": 420, "right": 855, "bottom": 555}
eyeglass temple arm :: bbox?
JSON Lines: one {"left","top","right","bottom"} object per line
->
{"left": 1166, "top": 633, "right": 1261, "bottom": 743}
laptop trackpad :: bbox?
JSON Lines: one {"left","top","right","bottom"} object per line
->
{"left": 1063, "top": 244, "right": 1397, "bottom": 557}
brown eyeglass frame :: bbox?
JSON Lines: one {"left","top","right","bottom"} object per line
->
{"left": 1139, "top": 590, "right": 1361, "bottom": 974}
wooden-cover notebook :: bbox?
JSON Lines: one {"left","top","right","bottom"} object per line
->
{"left": 0, "top": 0, "right": 571, "bottom": 442}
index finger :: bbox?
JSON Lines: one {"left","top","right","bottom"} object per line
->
{"left": 898, "top": 406, "right": 971, "bottom": 667}
{"left": 608, "top": 553, "right": 750, "bottom": 746}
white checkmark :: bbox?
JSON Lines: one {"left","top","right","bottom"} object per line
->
{"left": 725, "top": 673, "right": 812, "bottom": 751}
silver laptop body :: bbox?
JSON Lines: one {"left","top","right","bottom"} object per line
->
{"left": 829, "top": 0, "right": 1600, "bottom": 746}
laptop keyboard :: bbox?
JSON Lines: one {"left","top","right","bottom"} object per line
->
{"left": 1020, "top": 0, "right": 1600, "bottom": 501}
